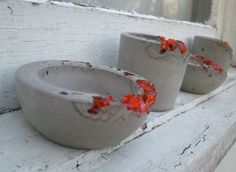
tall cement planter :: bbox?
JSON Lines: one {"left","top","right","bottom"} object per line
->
{"left": 118, "top": 33, "right": 189, "bottom": 111}
{"left": 181, "top": 36, "right": 233, "bottom": 94}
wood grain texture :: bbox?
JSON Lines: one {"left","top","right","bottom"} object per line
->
{"left": 0, "top": 0, "right": 216, "bottom": 112}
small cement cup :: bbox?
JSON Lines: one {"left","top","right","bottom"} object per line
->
{"left": 15, "top": 60, "right": 151, "bottom": 149}
{"left": 192, "top": 36, "right": 232, "bottom": 71}
{"left": 181, "top": 36, "right": 233, "bottom": 94}
{"left": 118, "top": 33, "right": 189, "bottom": 111}
{"left": 181, "top": 55, "right": 227, "bottom": 94}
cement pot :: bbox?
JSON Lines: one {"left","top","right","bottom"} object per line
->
{"left": 181, "top": 55, "right": 226, "bottom": 94}
{"left": 181, "top": 36, "right": 233, "bottom": 94}
{"left": 118, "top": 33, "right": 189, "bottom": 111}
{"left": 191, "top": 36, "right": 233, "bottom": 71}
{"left": 15, "top": 60, "right": 156, "bottom": 149}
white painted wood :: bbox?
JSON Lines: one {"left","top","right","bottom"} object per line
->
{"left": 221, "top": 0, "right": 236, "bottom": 66}
{"left": 215, "top": 143, "right": 236, "bottom": 172}
{"left": 0, "top": 0, "right": 216, "bottom": 112}
{"left": 1, "top": 67, "right": 236, "bottom": 172}
{"left": 0, "top": 111, "right": 86, "bottom": 172}
{"left": 215, "top": 0, "right": 226, "bottom": 39}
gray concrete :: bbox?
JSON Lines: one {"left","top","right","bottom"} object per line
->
{"left": 192, "top": 36, "right": 232, "bottom": 71}
{"left": 118, "top": 33, "right": 189, "bottom": 111}
{"left": 181, "top": 58, "right": 226, "bottom": 94}
{"left": 15, "top": 60, "right": 148, "bottom": 149}
{"left": 181, "top": 36, "right": 232, "bottom": 94}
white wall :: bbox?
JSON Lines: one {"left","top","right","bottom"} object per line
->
{"left": 0, "top": 0, "right": 216, "bottom": 113}
{"left": 222, "top": 0, "right": 236, "bottom": 66}
{"left": 214, "top": 1, "right": 236, "bottom": 170}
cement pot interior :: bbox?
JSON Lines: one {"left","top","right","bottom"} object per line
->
{"left": 181, "top": 56, "right": 226, "bottom": 94}
{"left": 192, "top": 35, "right": 233, "bottom": 71}
{"left": 181, "top": 36, "right": 232, "bottom": 94}
{"left": 15, "top": 60, "right": 150, "bottom": 149}
{"left": 118, "top": 32, "right": 189, "bottom": 111}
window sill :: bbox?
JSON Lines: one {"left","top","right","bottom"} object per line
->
{"left": 1, "top": 67, "right": 236, "bottom": 172}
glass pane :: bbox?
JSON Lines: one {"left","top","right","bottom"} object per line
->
{"left": 60, "top": 0, "right": 213, "bottom": 23}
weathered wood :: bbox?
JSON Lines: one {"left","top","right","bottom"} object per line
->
{"left": 0, "top": 111, "right": 86, "bottom": 172}
{"left": 0, "top": 0, "right": 216, "bottom": 112}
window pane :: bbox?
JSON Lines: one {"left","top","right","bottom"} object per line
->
{"left": 60, "top": 0, "right": 212, "bottom": 23}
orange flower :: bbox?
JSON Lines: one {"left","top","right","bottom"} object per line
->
{"left": 121, "top": 79, "right": 157, "bottom": 114}
{"left": 195, "top": 55, "right": 205, "bottom": 61}
{"left": 158, "top": 36, "right": 188, "bottom": 55}
{"left": 142, "top": 94, "right": 156, "bottom": 106}
{"left": 203, "top": 59, "right": 213, "bottom": 65}
{"left": 159, "top": 36, "right": 166, "bottom": 42}
{"left": 192, "top": 54, "right": 224, "bottom": 74}
{"left": 211, "top": 63, "right": 224, "bottom": 73}
{"left": 88, "top": 95, "right": 114, "bottom": 114}
{"left": 137, "top": 80, "right": 154, "bottom": 93}
{"left": 223, "top": 41, "right": 229, "bottom": 49}
{"left": 122, "top": 94, "right": 142, "bottom": 112}
{"left": 88, "top": 80, "right": 157, "bottom": 115}
{"left": 121, "top": 94, "right": 154, "bottom": 113}
{"left": 176, "top": 40, "right": 188, "bottom": 54}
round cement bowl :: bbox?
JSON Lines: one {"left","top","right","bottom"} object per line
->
{"left": 118, "top": 32, "right": 189, "bottom": 111}
{"left": 181, "top": 59, "right": 226, "bottom": 94}
{"left": 192, "top": 35, "right": 233, "bottom": 71}
{"left": 15, "top": 60, "right": 149, "bottom": 149}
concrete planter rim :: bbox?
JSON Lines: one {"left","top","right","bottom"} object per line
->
{"left": 16, "top": 60, "right": 151, "bottom": 149}
{"left": 121, "top": 32, "right": 162, "bottom": 46}
{"left": 187, "top": 60, "right": 223, "bottom": 73}
{"left": 194, "top": 35, "right": 233, "bottom": 53}
{"left": 121, "top": 32, "right": 190, "bottom": 57}
{"left": 15, "top": 60, "right": 146, "bottom": 106}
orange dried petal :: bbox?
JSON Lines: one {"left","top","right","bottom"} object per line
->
{"left": 192, "top": 54, "right": 224, "bottom": 74}
{"left": 159, "top": 37, "right": 188, "bottom": 55}
{"left": 88, "top": 95, "right": 115, "bottom": 114}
